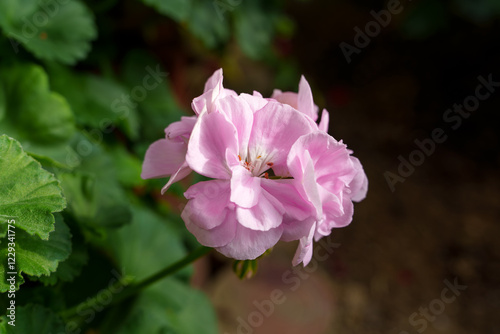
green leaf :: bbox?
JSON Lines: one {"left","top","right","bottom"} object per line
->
{"left": 76, "top": 142, "right": 132, "bottom": 229}
{"left": 0, "top": 0, "right": 97, "bottom": 64}
{"left": 109, "top": 147, "right": 145, "bottom": 188}
{"left": 121, "top": 51, "right": 186, "bottom": 142}
{"left": 234, "top": 1, "right": 275, "bottom": 59}
{"left": 0, "top": 64, "right": 76, "bottom": 144}
{"left": 36, "top": 240, "right": 88, "bottom": 286}
{"left": 0, "top": 63, "right": 78, "bottom": 168}
{"left": 47, "top": 64, "right": 140, "bottom": 140}
{"left": 142, "top": 0, "right": 192, "bottom": 22}
{"left": 0, "top": 214, "right": 72, "bottom": 292}
{"left": 59, "top": 172, "right": 97, "bottom": 222}
{"left": 103, "top": 206, "right": 217, "bottom": 334}
{"left": 0, "top": 304, "right": 65, "bottom": 334}
{"left": 59, "top": 137, "right": 131, "bottom": 233}
{"left": 107, "top": 206, "right": 188, "bottom": 281}
{"left": 187, "top": 0, "right": 230, "bottom": 49}
{"left": 0, "top": 135, "right": 66, "bottom": 239}
{"left": 110, "top": 278, "right": 218, "bottom": 334}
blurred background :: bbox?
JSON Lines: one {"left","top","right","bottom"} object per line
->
{"left": 1, "top": 0, "right": 499, "bottom": 333}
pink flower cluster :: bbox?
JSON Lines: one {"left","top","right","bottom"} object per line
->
{"left": 141, "top": 69, "right": 367, "bottom": 266}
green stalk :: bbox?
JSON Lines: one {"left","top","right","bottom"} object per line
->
{"left": 59, "top": 246, "right": 212, "bottom": 323}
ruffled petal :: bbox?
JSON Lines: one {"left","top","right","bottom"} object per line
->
{"left": 191, "top": 69, "right": 237, "bottom": 115}
{"left": 280, "top": 216, "right": 316, "bottom": 243}
{"left": 287, "top": 143, "right": 322, "bottom": 218}
{"left": 348, "top": 156, "right": 368, "bottom": 202}
{"left": 186, "top": 111, "right": 237, "bottom": 179}
{"left": 214, "top": 95, "right": 254, "bottom": 159}
{"left": 289, "top": 132, "right": 356, "bottom": 195}
{"left": 248, "top": 101, "right": 316, "bottom": 176}
{"left": 230, "top": 166, "right": 261, "bottom": 208}
{"left": 240, "top": 93, "right": 269, "bottom": 113}
{"left": 261, "top": 178, "right": 313, "bottom": 222}
{"left": 316, "top": 193, "right": 353, "bottom": 241}
{"left": 235, "top": 189, "right": 284, "bottom": 231}
{"left": 141, "top": 138, "right": 186, "bottom": 179}
{"left": 183, "top": 180, "right": 232, "bottom": 230}
{"left": 216, "top": 223, "right": 283, "bottom": 260}
{"left": 183, "top": 210, "right": 237, "bottom": 248}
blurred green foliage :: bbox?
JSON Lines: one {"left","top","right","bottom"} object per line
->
{"left": 1, "top": 0, "right": 493, "bottom": 332}
{"left": 0, "top": 0, "right": 294, "bottom": 331}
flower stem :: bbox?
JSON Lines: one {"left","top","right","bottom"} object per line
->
{"left": 59, "top": 246, "right": 212, "bottom": 323}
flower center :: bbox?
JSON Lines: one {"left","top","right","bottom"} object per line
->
{"left": 238, "top": 154, "right": 274, "bottom": 178}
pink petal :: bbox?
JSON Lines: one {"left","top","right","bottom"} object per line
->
{"left": 252, "top": 91, "right": 263, "bottom": 98}
{"left": 292, "top": 222, "right": 316, "bottom": 266}
{"left": 183, "top": 210, "right": 237, "bottom": 248}
{"left": 287, "top": 142, "right": 322, "bottom": 218}
{"left": 248, "top": 101, "right": 316, "bottom": 175}
{"left": 216, "top": 223, "right": 283, "bottom": 260}
{"left": 261, "top": 179, "right": 313, "bottom": 222}
{"left": 318, "top": 109, "right": 330, "bottom": 132}
{"left": 203, "top": 68, "right": 223, "bottom": 93}
{"left": 316, "top": 194, "right": 353, "bottom": 241}
{"left": 161, "top": 162, "right": 192, "bottom": 194}
{"left": 235, "top": 189, "right": 284, "bottom": 231}
{"left": 191, "top": 69, "right": 237, "bottom": 115}
{"left": 281, "top": 216, "right": 316, "bottom": 243}
{"left": 271, "top": 91, "right": 298, "bottom": 110}
{"left": 141, "top": 138, "right": 186, "bottom": 179}
{"left": 214, "top": 95, "right": 254, "bottom": 158}
{"left": 230, "top": 166, "right": 261, "bottom": 208}
{"left": 186, "top": 111, "right": 237, "bottom": 179}
{"left": 270, "top": 89, "right": 282, "bottom": 98}
{"left": 289, "top": 132, "right": 356, "bottom": 195}
{"left": 182, "top": 180, "right": 232, "bottom": 230}
{"left": 164, "top": 116, "right": 197, "bottom": 141}
{"left": 240, "top": 93, "right": 269, "bottom": 113}
{"left": 298, "top": 76, "right": 319, "bottom": 121}
{"left": 349, "top": 156, "right": 368, "bottom": 202}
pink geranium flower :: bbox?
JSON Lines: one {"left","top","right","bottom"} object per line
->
{"left": 142, "top": 68, "right": 368, "bottom": 265}
{"left": 183, "top": 97, "right": 317, "bottom": 259}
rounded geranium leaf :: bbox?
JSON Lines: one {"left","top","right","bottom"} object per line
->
{"left": 0, "top": 214, "right": 72, "bottom": 292}
{"left": 0, "top": 0, "right": 97, "bottom": 64}
{"left": 0, "top": 135, "right": 66, "bottom": 238}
